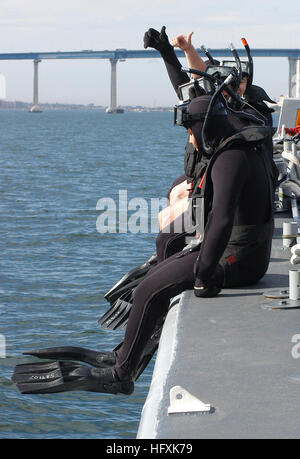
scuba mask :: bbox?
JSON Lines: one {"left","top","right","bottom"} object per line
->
{"left": 220, "top": 61, "right": 250, "bottom": 80}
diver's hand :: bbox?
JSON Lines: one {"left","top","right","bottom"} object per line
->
{"left": 171, "top": 32, "right": 194, "bottom": 51}
{"left": 143, "top": 26, "right": 172, "bottom": 54}
{"left": 194, "top": 277, "right": 221, "bottom": 298}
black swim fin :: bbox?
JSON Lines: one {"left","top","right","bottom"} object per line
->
{"left": 104, "top": 252, "right": 157, "bottom": 305}
{"left": 98, "top": 289, "right": 135, "bottom": 330}
{"left": 12, "top": 360, "right": 133, "bottom": 395}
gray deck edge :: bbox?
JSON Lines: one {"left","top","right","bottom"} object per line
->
{"left": 136, "top": 213, "right": 299, "bottom": 439}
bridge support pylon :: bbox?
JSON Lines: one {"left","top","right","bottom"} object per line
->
{"left": 106, "top": 58, "right": 124, "bottom": 114}
{"left": 288, "top": 57, "right": 300, "bottom": 98}
{"left": 30, "top": 59, "right": 42, "bottom": 113}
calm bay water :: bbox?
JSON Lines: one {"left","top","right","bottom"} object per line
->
{"left": 0, "top": 109, "right": 186, "bottom": 439}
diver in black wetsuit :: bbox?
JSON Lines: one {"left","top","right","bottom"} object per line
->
{"left": 155, "top": 173, "right": 189, "bottom": 262}
{"left": 113, "top": 92, "right": 276, "bottom": 381}
{"left": 12, "top": 85, "right": 277, "bottom": 394}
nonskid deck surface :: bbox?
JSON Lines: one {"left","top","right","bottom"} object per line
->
{"left": 138, "top": 213, "right": 300, "bottom": 439}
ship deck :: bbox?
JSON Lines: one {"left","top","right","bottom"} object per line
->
{"left": 137, "top": 212, "right": 300, "bottom": 439}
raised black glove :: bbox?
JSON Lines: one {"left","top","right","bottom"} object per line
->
{"left": 143, "top": 26, "right": 173, "bottom": 55}
{"left": 194, "top": 277, "right": 221, "bottom": 298}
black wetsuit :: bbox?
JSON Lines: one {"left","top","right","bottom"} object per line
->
{"left": 113, "top": 48, "right": 276, "bottom": 381}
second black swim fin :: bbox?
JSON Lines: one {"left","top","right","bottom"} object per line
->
{"left": 98, "top": 253, "right": 157, "bottom": 332}
{"left": 98, "top": 289, "right": 134, "bottom": 331}
{"left": 104, "top": 252, "right": 157, "bottom": 305}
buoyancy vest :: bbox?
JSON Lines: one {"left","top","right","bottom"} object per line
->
{"left": 187, "top": 136, "right": 277, "bottom": 286}
{"left": 184, "top": 125, "right": 276, "bottom": 251}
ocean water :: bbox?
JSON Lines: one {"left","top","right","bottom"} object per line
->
{"left": 0, "top": 109, "right": 186, "bottom": 439}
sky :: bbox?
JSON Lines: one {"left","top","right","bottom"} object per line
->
{"left": 0, "top": 0, "right": 299, "bottom": 106}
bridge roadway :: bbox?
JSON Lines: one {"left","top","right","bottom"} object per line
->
{"left": 1, "top": 48, "right": 300, "bottom": 111}
{"left": 0, "top": 48, "right": 300, "bottom": 60}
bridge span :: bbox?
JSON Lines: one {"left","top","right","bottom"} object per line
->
{"left": 0, "top": 48, "right": 300, "bottom": 112}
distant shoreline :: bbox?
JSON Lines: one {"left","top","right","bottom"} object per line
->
{"left": 0, "top": 99, "right": 280, "bottom": 113}
{"left": 0, "top": 100, "right": 172, "bottom": 112}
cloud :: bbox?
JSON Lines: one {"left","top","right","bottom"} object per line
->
{"left": 1, "top": 0, "right": 299, "bottom": 50}
{"left": 200, "top": 15, "right": 243, "bottom": 23}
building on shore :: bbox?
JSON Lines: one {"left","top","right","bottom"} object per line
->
{"left": 0, "top": 74, "right": 6, "bottom": 100}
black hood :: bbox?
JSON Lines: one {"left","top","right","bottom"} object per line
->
{"left": 188, "top": 95, "right": 237, "bottom": 155}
